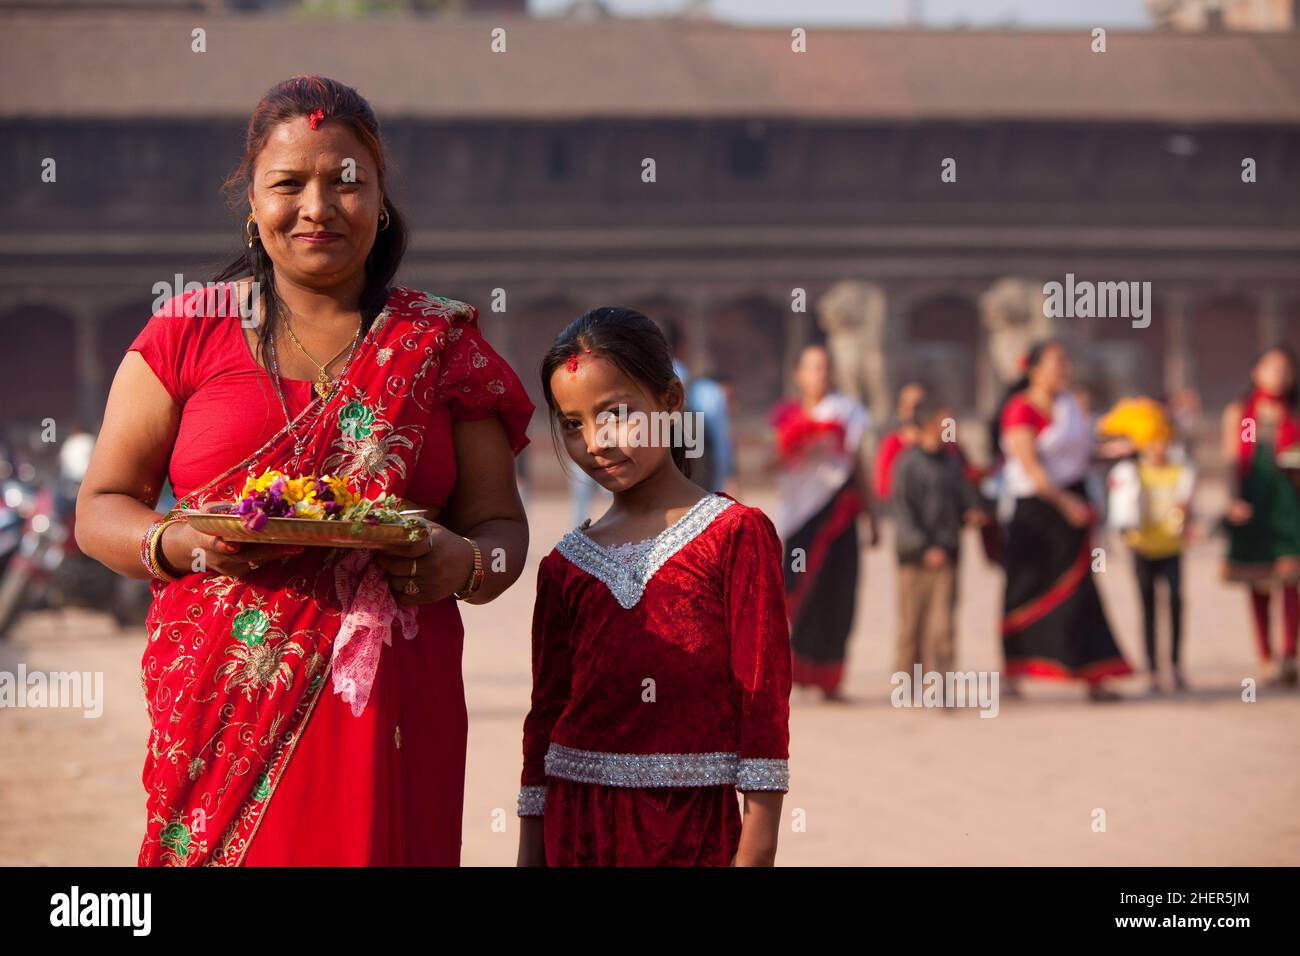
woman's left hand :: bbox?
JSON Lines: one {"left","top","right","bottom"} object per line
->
{"left": 373, "top": 521, "right": 475, "bottom": 605}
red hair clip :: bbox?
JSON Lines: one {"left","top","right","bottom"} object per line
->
{"left": 307, "top": 108, "right": 326, "bottom": 130}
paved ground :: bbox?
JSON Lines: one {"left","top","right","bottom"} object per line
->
{"left": 2, "top": 481, "right": 1297, "bottom": 866}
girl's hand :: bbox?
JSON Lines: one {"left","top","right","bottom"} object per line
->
{"left": 517, "top": 816, "right": 547, "bottom": 867}
{"left": 373, "top": 521, "right": 475, "bottom": 605}
{"left": 733, "top": 790, "right": 782, "bottom": 866}
{"left": 160, "top": 520, "right": 303, "bottom": 579}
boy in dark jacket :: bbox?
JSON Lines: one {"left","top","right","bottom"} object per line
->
{"left": 893, "top": 399, "right": 990, "bottom": 683}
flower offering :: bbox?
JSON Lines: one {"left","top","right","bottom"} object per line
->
{"left": 235, "top": 469, "right": 413, "bottom": 534}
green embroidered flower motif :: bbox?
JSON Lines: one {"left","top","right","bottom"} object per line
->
{"left": 338, "top": 400, "right": 376, "bottom": 441}
{"left": 253, "top": 772, "right": 272, "bottom": 802}
{"left": 160, "top": 821, "right": 191, "bottom": 858}
{"left": 231, "top": 607, "right": 270, "bottom": 647}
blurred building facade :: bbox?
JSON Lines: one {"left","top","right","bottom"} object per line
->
{"left": 1149, "top": 0, "right": 1299, "bottom": 31}
{"left": 1, "top": 11, "right": 1298, "bottom": 473}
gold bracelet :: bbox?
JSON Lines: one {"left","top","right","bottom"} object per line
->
{"left": 454, "top": 537, "right": 484, "bottom": 600}
{"left": 148, "top": 517, "right": 187, "bottom": 582}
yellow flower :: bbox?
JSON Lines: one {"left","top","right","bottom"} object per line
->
{"left": 284, "top": 477, "right": 317, "bottom": 504}
{"left": 293, "top": 499, "right": 325, "bottom": 519}
{"left": 322, "top": 474, "right": 357, "bottom": 509}
{"left": 240, "top": 468, "right": 288, "bottom": 497}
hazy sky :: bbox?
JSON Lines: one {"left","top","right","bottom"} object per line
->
{"left": 529, "top": 0, "right": 1154, "bottom": 28}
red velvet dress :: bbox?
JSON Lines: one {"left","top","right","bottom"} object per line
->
{"left": 518, "top": 493, "right": 792, "bottom": 866}
{"left": 128, "top": 287, "right": 533, "bottom": 865}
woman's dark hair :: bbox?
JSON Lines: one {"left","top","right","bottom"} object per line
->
{"left": 988, "top": 338, "right": 1063, "bottom": 462}
{"left": 212, "top": 75, "right": 408, "bottom": 363}
{"left": 1244, "top": 343, "right": 1300, "bottom": 409}
{"left": 540, "top": 306, "right": 691, "bottom": 478}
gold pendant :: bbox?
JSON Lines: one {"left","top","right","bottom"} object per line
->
{"left": 315, "top": 376, "right": 331, "bottom": 400}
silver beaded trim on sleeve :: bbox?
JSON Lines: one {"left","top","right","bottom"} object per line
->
{"left": 736, "top": 757, "right": 790, "bottom": 792}
{"left": 517, "top": 785, "right": 547, "bottom": 817}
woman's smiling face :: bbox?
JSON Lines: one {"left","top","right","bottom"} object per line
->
{"left": 247, "top": 115, "right": 382, "bottom": 289}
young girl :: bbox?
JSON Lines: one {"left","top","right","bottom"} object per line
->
{"left": 1099, "top": 398, "right": 1196, "bottom": 694}
{"left": 1222, "top": 345, "right": 1300, "bottom": 687}
{"left": 517, "top": 307, "right": 791, "bottom": 867}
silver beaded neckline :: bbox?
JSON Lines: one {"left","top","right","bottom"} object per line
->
{"left": 556, "top": 494, "right": 735, "bottom": 609}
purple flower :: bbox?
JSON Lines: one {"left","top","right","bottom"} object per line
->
{"left": 240, "top": 509, "right": 268, "bottom": 532}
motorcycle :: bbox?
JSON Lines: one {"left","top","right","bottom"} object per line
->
{"left": 0, "top": 476, "right": 152, "bottom": 639}
{"left": 0, "top": 475, "right": 35, "bottom": 579}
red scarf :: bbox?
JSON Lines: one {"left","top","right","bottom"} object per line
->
{"left": 770, "top": 399, "right": 847, "bottom": 462}
{"left": 138, "top": 287, "right": 478, "bottom": 866}
{"left": 1238, "top": 387, "right": 1300, "bottom": 478}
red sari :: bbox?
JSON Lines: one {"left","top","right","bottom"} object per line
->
{"left": 518, "top": 494, "right": 792, "bottom": 866}
{"left": 128, "top": 284, "right": 532, "bottom": 866}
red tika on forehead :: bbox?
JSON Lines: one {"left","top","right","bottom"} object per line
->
{"left": 565, "top": 355, "right": 581, "bottom": 373}
{"left": 307, "top": 108, "right": 326, "bottom": 130}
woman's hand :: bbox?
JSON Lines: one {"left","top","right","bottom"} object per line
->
{"left": 160, "top": 520, "right": 303, "bottom": 579}
{"left": 372, "top": 521, "right": 475, "bottom": 604}
{"left": 1057, "top": 490, "right": 1093, "bottom": 529}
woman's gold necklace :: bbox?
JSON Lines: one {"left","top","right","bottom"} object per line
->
{"left": 267, "top": 313, "right": 363, "bottom": 468}
{"left": 283, "top": 313, "right": 363, "bottom": 400}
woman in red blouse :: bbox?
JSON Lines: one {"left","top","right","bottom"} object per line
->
{"left": 74, "top": 76, "right": 533, "bottom": 865}
{"left": 517, "top": 307, "right": 791, "bottom": 867}
{"left": 998, "top": 341, "right": 1130, "bottom": 700}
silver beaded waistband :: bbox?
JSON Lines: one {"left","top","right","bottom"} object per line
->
{"left": 543, "top": 743, "right": 789, "bottom": 792}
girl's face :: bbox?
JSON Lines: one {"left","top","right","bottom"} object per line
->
{"left": 1254, "top": 349, "right": 1296, "bottom": 398}
{"left": 550, "top": 353, "right": 683, "bottom": 492}
{"left": 247, "top": 116, "right": 383, "bottom": 290}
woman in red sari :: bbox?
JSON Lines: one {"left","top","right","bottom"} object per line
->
{"left": 74, "top": 76, "right": 533, "bottom": 865}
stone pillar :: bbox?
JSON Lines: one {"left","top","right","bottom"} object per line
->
{"left": 1258, "top": 289, "right": 1283, "bottom": 347}
{"left": 816, "top": 280, "right": 889, "bottom": 425}
{"left": 70, "top": 296, "right": 104, "bottom": 427}
{"left": 784, "top": 305, "right": 812, "bottom": 384}
{"left": 979, "top": 277, "right": 1052, "bottom": 396}
{"left": 1162, "top": 289, "right": 1191, "bottom": 397}
{"left": 679, "top": 289, "right": 716, "bottom": 377}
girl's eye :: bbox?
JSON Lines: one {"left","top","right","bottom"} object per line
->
{"left": 560, "top": 419, "right": 581, "bottom": 432}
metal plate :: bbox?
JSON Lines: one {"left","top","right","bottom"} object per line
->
{"left": 183, "top": 511, "right": 428, "bottom": 549}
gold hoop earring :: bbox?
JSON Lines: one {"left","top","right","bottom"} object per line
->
{"left": 245, "top": 213, "right": 259, "bottom": 248}
{"left": 377, "top": 208, "right": 390, "bottom": 232}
